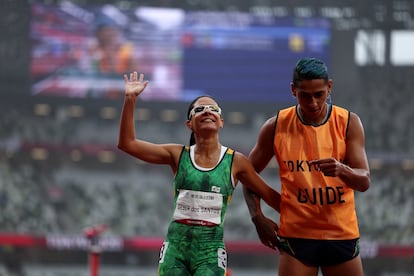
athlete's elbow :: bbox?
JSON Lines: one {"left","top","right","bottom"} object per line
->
{"left": 272, "top": 193, "right": 281, "bottom": 213}
{"left": 358, "top": 175, "right": 370, "bottom": 192}
{"left": 117, "top": 140, "right": 130, "bottom": 153}
{"left": 264, "top": 191, "right": 281, "bottom": 213}
{"left": 359, "top": 180, "right": 370, "bottom": 192}
{"left": 117, "top": 142, "right": 123, "bottom": 151}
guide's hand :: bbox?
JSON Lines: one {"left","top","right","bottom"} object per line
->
{"left": 310, "top": 157, "right": 344, "bottom": 177}
{"left": 124, "top": 71, "right": 149, "bottom": 97}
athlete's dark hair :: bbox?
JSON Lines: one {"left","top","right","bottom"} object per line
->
{"left": 292, "top": 57, "right": 329, "bottom": 86}
{"left": 186, "top": 95, "right": 218, "bottom": 146}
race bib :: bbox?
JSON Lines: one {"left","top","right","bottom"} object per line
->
{"left": 173, "top": 189, "right": 223, "bottom": 225}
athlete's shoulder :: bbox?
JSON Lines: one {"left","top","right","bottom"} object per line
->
{"left": 274, "top": 105, "right": 296, "bottom": 125}
{"left": 277, "top": 105, "right": 296, "bottom": 117}
{"left": 225, "top": 147, "right": 235, "bottom": 155}
{"left": 331, "top": 105, "right": 352, "bottom": 123}
{"left": 332, "top": 104, "right": 349, "bottom": 113}
{"left": 178, "top": 145, "right": 190, "bottom": 160}
{"left": 280, "top": 105, "right": 296, "bottom": 112}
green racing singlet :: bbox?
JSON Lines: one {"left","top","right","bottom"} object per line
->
{"left": 158, "top": 145, "right": 235, "bottom": 275}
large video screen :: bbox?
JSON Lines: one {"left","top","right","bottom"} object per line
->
{"left": 30, "top": 2, "right": 331, "bottom": 103}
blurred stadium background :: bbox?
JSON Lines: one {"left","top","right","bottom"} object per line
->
{"left": 1, "top": 0, "right": 414, "bottom": 275}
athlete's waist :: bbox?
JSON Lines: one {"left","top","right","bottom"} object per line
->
{"left": 175, "top": 219, "right": 217, "bottom": 227}
{"left": 166, "top": 220, "right": 224, "bottom": 241}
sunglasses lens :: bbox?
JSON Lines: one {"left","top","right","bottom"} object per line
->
{"left": 190, "top": 105, "right": 221, "bottom": 119}
{"left": 209, "top": 106, "right": 220, "bottom": 113}
{"left": 193, "top": 106, "right": 206, "bottom": 113}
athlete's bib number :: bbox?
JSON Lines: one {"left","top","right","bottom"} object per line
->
{"left": 173, "top": 189, "right": 223, "bottom": 225}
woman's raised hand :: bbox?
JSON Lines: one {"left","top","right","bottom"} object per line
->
{"left": 124, "top": 72, "right": 149, "bottom": 97}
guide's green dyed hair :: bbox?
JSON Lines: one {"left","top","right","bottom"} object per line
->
{"left": 292, "top": 57, "right": 329, "bottom": 86}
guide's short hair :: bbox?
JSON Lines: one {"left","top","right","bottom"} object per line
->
{"left": 292, "top": 57, "right": 329, "bottom": 86}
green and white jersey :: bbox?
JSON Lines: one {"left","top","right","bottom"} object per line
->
{"left": 166, "top": 145, "right": 236, "bottom": 242}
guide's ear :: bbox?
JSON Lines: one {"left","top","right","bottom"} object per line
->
{"left": 290, "top": 83, "right": 297, "bottom": 97}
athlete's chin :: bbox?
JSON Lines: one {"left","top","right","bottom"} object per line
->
{"left": 199, "top": 125, "right": 219, "bottom": 131}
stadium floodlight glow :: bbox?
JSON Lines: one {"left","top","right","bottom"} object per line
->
{"left": 100, "top": 107, "right": 117, "bottom": 119}
{"left": 33, "top": 103, "right": 51, "bottom": 116}
{"left": 227, "top": 111, "right": 246, "bottom": 125}
{"left": 160, "top": 109, "right": 179, "bottom": 122}
{"left": 31, "top": 147, "right": 48, "bottom": 160}
{"left": 68, "top": 105, "right": 84, "bottom": 118}
{"left": 135, "top": 108, "right": 151, "bottom": 121}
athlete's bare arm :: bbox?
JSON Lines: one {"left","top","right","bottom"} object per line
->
{"left": 233, "top": 152, "right": 281, "bottom": 213}
{"left": 242, "top": 116, "right": 280, "bottom": 250}
{"left": 117, "top": 72, "right": 182, "bottom": 172}
{"left": 242, "top": 116, "right": 276, "bottom": 217}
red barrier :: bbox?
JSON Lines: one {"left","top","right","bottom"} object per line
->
{"left": 0, "top": 233, "right": 412, "bottom": 258}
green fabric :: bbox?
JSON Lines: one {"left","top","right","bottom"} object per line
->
{"left": 158, "top": 239, "right": 227, "bottom": 275}
{"left": 158, "top": 146, "right": 235, "bottom": 275}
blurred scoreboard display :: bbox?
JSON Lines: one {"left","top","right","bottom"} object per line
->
{"left": 28, "top": 2, "right": 330, "bottom": 103}
{"left": 182, "top": 12, "right": 330, "bottom": 102}
{"left": 1, "top": 0, "right": 413, "bottom": 100}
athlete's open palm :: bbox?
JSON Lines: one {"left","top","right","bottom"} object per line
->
{"left": 124, "top": 71, "right": 149, "bottom": 97}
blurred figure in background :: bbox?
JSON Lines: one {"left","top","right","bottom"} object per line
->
{"left": 117, "top": 72, "right": 281, "bottom": 275}
{"left": 89, "top": 14, "right": 136, "bottom": 75}
{"left": 243, "top": 57, "right": 370, "bottom": 276}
